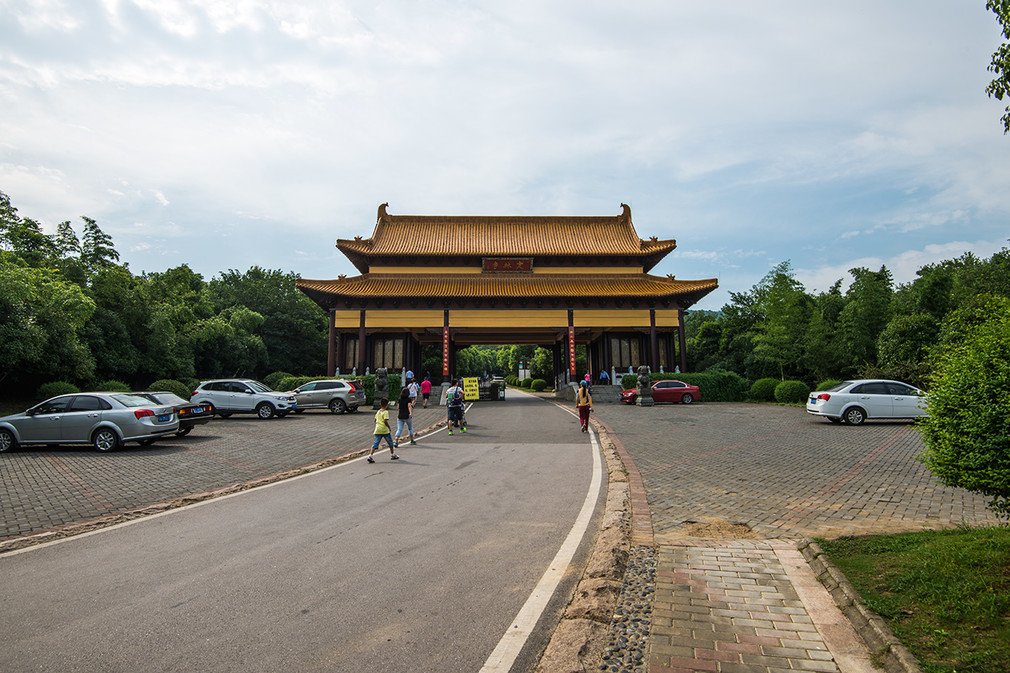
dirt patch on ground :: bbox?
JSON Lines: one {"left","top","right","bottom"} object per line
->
{"left": 658, "top": 518, "right": 760, "bottom": 540}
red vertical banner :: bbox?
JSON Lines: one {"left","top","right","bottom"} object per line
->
{"left": 568, "top": 325, "right": 577, "bottom": 376}
{"left": 442, "top": 326, "right": 450, "bottom": 377}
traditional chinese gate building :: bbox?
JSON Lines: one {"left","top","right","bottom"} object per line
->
{"left": 296, "top": 204, "right": 717, "bottom": 382}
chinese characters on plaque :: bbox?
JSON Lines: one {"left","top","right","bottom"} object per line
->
{"left": 482, "top": 258, "right": 533, "bottom": 273}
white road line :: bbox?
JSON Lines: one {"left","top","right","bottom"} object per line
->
{"left": 480, "top": 418, "right": 603, "bottom": 673}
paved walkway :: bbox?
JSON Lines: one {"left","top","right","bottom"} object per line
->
{"left": 592, "top": 402, "right": 999, "bottom": 673}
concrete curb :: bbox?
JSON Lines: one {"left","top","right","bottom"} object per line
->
{"left": 534, "top": 415, "right": 634, "bottom": 673}
{"left": 798, "top": 539, "right": 923, "bottom": 673}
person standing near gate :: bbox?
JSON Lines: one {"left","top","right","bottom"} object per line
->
{"left": 446, "top": 378, "right": 466, "bottom": 435}
{"left": 576, "top": 380, "right": 593, "bottom": 432}
{"left": 421, "top": 374, "right": 432, "bottom": 408}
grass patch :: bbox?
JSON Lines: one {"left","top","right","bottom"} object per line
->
{"left": 817, "top": 526, "right": 1010, "bottom": 673}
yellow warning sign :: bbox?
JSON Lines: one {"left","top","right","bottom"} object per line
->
{"left": 463, "top": 377, "right": 479, "bottom": 401}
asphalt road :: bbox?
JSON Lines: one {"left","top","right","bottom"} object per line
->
{"left": 0, "top": 391, "right": 604, "bottom": 673}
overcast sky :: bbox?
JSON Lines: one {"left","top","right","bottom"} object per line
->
{"left": 2, "top": 0, "right": 1007, "bottom": 310}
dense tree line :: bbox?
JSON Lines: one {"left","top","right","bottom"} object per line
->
{"left": 0, "top": 191, "right": 327, "bottom": 398}
{"left": 685, "top": 251, "right": 1010, "bottom": 389}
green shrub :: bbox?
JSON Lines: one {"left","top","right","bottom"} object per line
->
{"left": 774, "top": 380, "right": 810, "bottom": 404}
{"left": 920, "top": 296, "right": 1010, "bottom": 519}
{"left": 621, "top": 373, "right": 637, "bottom": 389}
{"left": 522, "top": 377, "right": 534, "bottom": 388}
{"left": 96, "top": 379, "right": 132, "bottom": 393}
{"left": 147, "top": 379, "right": 192, "bottom": 400}
{"left": 531, "top": 379, "right": 547, "bottom": 391}
{"left": 263, "top": 371, "right": 292, "bottom": 390}
{"left": 181, "top": 378, "right": 200, "bottom": 393}
{"left": 749, "top": 377, "right": 779, "bottom": 402}
{"left": 814, "top": 379, "right": 844, "bottom": 392}
{"left": 37, "top": 381, "right": 79, "bottom": 399}
{"left": 676, "top": 369, "right": 748, "bottom": 402}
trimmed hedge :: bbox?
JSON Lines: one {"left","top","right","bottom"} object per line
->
{"left": 531, "top": 379, "right": 547, "bottom": 391}
{"left": 749, "top": 377, "right": 779, "bottom": 402}
{"left": 774, "top": 380, "right": 811, "bottom": 404}
{"left": 621, "top": 373, "right": 637, "bottom": 389}
{"left": 147, "top": 379, "right": 192, "bottom": 400}
{"left": 37, "top": 381, "right": 79, "bottom": 400}
{"left": 263, "top": 371, "right": 292, "bottom": 390}
{"left": 96, "top": 379, "right": 131, "bottom": 393}
{"left": 676, "top": 370, "right": 748, "bottom": 402}
{"left": 522, "top": 377, "right": 534, "bottom": 389}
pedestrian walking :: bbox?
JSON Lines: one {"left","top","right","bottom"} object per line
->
{"left": 394, "top": 386, "right": 416, "bottom": 448}
{"left": 446, "top": 378, "right": 466, "bottom": 435}
{"left": 420, "top": 374, "right": 432, "bottom": 408}
{"left": 367, "top": 398, "right": 398, "bottom": 462}
{"left": 406, "top": 371, "right": 420, "bottom": 405}
{"left": 576, "top": 380, "right": 593, "bottom": 432}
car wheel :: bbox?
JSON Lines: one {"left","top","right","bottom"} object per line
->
{"left": 0, "top": 428, "right": 17, "bottom": 453}
{"left": 93, "top": 428, "right": 121, "bottom": 452}
{"left": 256, "top": 402, "right": 275, "bottom": 419}
{"left": 843, "top": 407, "right": 867, "bottom": 425}
{"left": 681, "top": 393, "right": 694, "bottom": 405}
{"left": 176, "top": 427, "right": 192, "bottom": 437}
{"left": 329, "top": 398, "right": 347, "bottom": 414}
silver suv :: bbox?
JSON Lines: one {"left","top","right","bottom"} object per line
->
{"left": 290, "top": 379, "right": 364, "bottom": 414}
{"left": 191, "top": 379, "right": 297, "bottom": 419}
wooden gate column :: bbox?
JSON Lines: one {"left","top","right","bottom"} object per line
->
{"left": 358, "top": 310, "right": 367, "bottom": 374}
{"left": 327, "top": 309, "right": 336, "bottom": 376}
{"left": 678, "top": 309, "right": 688, "bottom": 373}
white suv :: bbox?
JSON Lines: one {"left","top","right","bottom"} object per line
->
{"left": 191, "top": 379, "right": 297, "bottom": 419}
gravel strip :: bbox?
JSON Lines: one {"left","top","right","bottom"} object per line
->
{"left": 599, "top": 545, "right": 656, "bottom": 672}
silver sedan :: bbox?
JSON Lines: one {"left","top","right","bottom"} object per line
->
{"left": 806, "top": 379, "right": 927, "bottom": 425}
{"left": 0, "top": 393, "right": 179, "bottom": 452}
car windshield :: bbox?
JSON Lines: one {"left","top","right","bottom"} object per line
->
{"left": 246, "top": 381, "right": 273, "bottom": 393}
{"left": 111, "top": 394, "right": 156, "bottom": 408}
{"left": 151, "top": 392, "right": 187, "bottom": 405}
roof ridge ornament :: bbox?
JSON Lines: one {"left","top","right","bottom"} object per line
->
{"left": 620, "top": 203, "right": 631, "bottom": 221}
{"left": 377, "top": 202, "right": 389, "bottom": 223}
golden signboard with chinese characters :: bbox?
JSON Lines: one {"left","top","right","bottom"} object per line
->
{"left": 482, "top": 257, "right": 533, "bottom": 273}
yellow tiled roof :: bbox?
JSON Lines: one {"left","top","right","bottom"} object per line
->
{"left": 296, "top": 273, "right": 717, "bottom": 302}
{"left": 336, "top": 204, "right": 676, "bottom": 272}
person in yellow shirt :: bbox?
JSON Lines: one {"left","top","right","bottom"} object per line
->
{"left": 576, "top": 380, "right": 593, "bottom": 432}
{"left": 367, "top": 398, "right": 398, "bottom": 462}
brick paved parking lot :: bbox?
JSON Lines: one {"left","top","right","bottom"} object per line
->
{"left": 592, "top": 401, "right": 1000, "bottom": 541}
{"left": 0, "top": 404, "right": 449, "bottom": 540}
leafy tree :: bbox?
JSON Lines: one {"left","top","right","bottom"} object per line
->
{"left": 0, "top": 255, "right": 96, "bottom": 389}
{"left": 80, "top": 216, "right": 120, "bottom": 277}
{"left": 802, "top": 282, "right": 847, "bottom": 383}
{"left": 53, "top": 220, "right": 87, "bottom": 285}
{"left": 750, "top": 262, "right": 812, "bottom": 380}
{"left": 838, "top": 266, "right": 893, "bottom": 374}
{"left": 920, "top": 294, "right": 1010, "bottom": 519}
{"left": 874, "top": 312, "right": 937, "bottom": 387}
{"left": 187, "top": 306, "right": 267, "bottom": 378}
{"left": 987, "top": 0, "right": 1010, "bottom": 133}
{"left": 209, "top": 267, "right": 326, "bottom": 376}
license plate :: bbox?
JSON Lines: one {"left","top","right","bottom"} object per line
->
{"left": 158, "top": 414, "right": 172, "bottom": 422}
{"left": 191, "top": 407, "right": 204, "bottom": 413}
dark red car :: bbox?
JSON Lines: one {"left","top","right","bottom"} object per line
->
{"left": 621, "top": 380, "right": 701, "bottom": 405}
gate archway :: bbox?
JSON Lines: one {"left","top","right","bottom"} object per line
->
{"left": 297, "top": 204, "right": 717, "bottom": 383}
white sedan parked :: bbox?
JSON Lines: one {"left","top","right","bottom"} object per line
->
{"left": 806, "top": 379, "right": 927, "bottom": 425}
